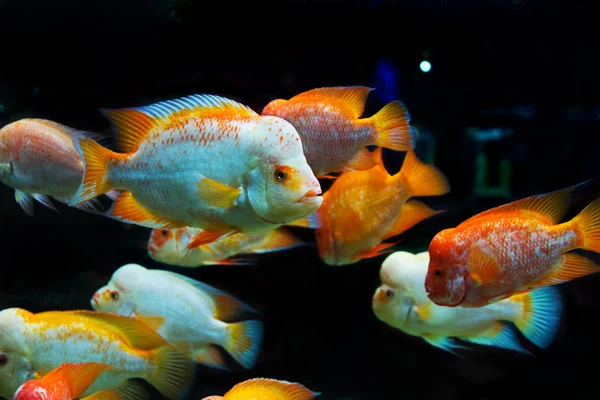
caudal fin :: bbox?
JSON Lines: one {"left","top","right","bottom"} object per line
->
{"left": 69, "top": 138, "right": 117, "bottom": 205}
{"left": 572, "top": 198, "right": 600, "bottom": 253}
{"left": 512, "top": 286, "right": 563, "bottom": 350}
{"left": 371, "top": 101, "right": 416, "bottom": 151}
{"left": 149, "top": 343, "right": 195, "bottom": 400}
{"left": 223, "top": 320, "right": 264, "bottom": 369}
{"left": 396, "top": 151, "right": 450, "bottom": 198}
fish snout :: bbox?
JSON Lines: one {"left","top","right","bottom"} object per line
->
{"left": 373, "top": 287, "right": 391, "bottom": 303}
{"left": 91, "top": 291, "right": 101, "bottom": 309}
{"left": 298, "top": 188, "right": 322, "bottom": 203}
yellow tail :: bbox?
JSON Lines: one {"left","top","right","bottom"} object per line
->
{"left": 395, "top": 150, "right": 450, "bottom": 198}
{"left": 371, "top": 101, "right": 416, "bottom": 151}
{"left": 223, "top": 320, "right": 264, "bottom": 370}
{"left": 148, "top": 343, "right": 195, "bottom": 400}
{"left": 69, "top": 138, "right": 118, "bottom": 205}
{"left": 572, "top": 198, "right": 600, "bottom": 253}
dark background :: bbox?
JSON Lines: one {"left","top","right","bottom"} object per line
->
{"left": 1, "top": 1, "right": 600, "bottom": 399}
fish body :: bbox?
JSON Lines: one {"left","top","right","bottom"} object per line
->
{"left": 12, "top": 362, "right": 136, "bottom": 400}
{"left": 69, "top": 94, "right": 322, "bottom": 248}
{"left": 147, "top": 227, "right": 304, "bottom": 267}
{"left": 0, "top": 308, "right": 193, "bottom": 399}
{"left": 0, "top": 119, "right": 113, "bottom": 215}
{"left": 201, "top": 378, "right": 319, "bottom": 400}
{"left": 261, "top": 86, "right": 416, "bottom": 176}
{"left": 91, "top": 263, "right": 263, "bottom": 371}
{"left": 373, "top": 251, "right": 563, "bottom": 353}
{"left": 290, "top": 149, "right": 449, "bottom": 265}
{"left": 425, "top": 184, "right": 600, "bottom": 307}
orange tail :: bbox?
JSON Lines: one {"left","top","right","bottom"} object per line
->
{"left": 394, "top": 150, "right": 450, "bottom": 198}
{"left": 572, "top": 198, "right": 600, "bottom": 253}
{"left": 371, "top": 101, "right": 416, "bottom": 151}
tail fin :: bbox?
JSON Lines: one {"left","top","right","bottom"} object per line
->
{"left": 512, "top": 286, "right": 563, "bottom": 349}
{"left": 223, "top": 320, "right": 264, "bottom": 369}
{"left": 572, "top": 198, "right": 600, "bottom": 253}
{"left": 371, "top": 100, "right": 416, "bottom": 151}
{"left": 395, "top": 151, "right": 450, "bottom": 198}
{"left": 148, "top": 343, "right": 195, "bottom": 400}
{"left": 69, "top": 138, "right": 117, "bottom": 205}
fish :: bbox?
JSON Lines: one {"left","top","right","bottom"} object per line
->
{"left": 373, "top": 251, "right": 563, "bottom": 354}
{"left": 12, "top": 362, "right": 148, "bottom": 400}
{"left": 0, "top": 118, "right": 119, "bottom": 216}
{"left": 67, "top": 94, "right": 322, "bottom": 249}
{"left": 261, "top": 86, "right": 416, "bottom": 177}
{"left": 289, "top": 148, "right": 449, "bottom": 265}
{"left": 201, "top": 378, "right": 319, "bottom": 400}
{"left": 0, "top": 308, "right": 194, "bottom": 399}
{"left": 147, "top": 226, "right": 306, "bottom": 267}
{"left": 91, "top": 263, "right": 263, "bottom": 371}
{"left": 424, "top": 183, "right": 600, "bottom": 308}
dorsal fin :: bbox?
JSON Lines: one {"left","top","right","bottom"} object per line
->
{"left": 100, "top": 94, "right": 260, "bottom": 153}
{"left": 290, "top": 86, "right": 373, "bottom": 118}
{"left": 226, "top": 378, "right": 319, "bottom": 400}
{"left": 460, "top": 183, "right": 584, "bottom": 226}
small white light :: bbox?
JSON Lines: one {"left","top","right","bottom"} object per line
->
{"left": 420, "top": 60, "right": 432, "bottom": 73}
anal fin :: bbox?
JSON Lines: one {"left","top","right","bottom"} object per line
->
{"left": 352, "top": 240, "right": 402, "bottom": 261}
{"left": 529, "top": 252, "right": 600, "bottom": 288}
{"left": 108, "top": 191, "right": 183, "bottom": 229}
{"left": 459, "top": 322, "right": 529, "bottom": 354}
{"left": 383, "top": 200, "right": 444, "bottom": 240}
{"left": 193, "top": 345, "right": 229, "bottom": 370}
{"left": 341, "top": 147, "right": 380, "bottom": 172}
{"left": 186, "top": 229, "right": 239, "bottom": 250}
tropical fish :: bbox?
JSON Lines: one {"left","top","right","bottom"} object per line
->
{"left": 147, "top": 226, "right": 306, "bottom": 267}
{"left": 261, "top": 86, "right": 416, "bottom": 177}
{"left": 68, "top": 94, "right": 322, "bottom": 248}
{"left": 12, "top": 362, "right": 147, "bottom": 400}
{"left": 290, "top": 148, "right": 449, "bottom": 265}
{"left": 91, "top": 263, "right": 263, "bottom": 371}
{"left": 0, "top": 308, "right": 193, "bottom": 399}
{"left": 0, "top": 118, "right": 118, "bottom": 215}
{"left": 425, "top": 183, "right": 600, "bottom": 307}
{"left": 373, "top": 251, "right": 563, "bottom": 354}
{"left": 201, "top": 378, "right": 319, "bottom": 400}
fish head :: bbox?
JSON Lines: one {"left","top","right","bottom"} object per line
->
{"left": 91, "top": 263, "right": 145, "bottom": 314}
{"left": 13, "top": 380, "right": 51, "bottom": 400}
{"left": 0, "top": 309, "right": 36, "bottom": 398}
{"left": 424, "top": 230, "right": 467, "bottom": 307}
{"left": 247, "top": 117, "right": 322, "bottom": 224}
{"left": 372, "top": 251, "right": 429, "bottom": 328}
{"left": 261, "top": 99, "right": 288, "bottom": 117}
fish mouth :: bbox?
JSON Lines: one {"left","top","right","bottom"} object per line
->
{"left": 298, "top": 189, "right": 322, "bottom": 203}
{"left": 147, "top": 244, "right": 157, "bottom": 254}
{"left": 426, "top": 288, "right": 466, "bottom": 307}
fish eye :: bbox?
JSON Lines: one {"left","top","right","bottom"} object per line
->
{"left": 385, "top": 289, "right": 394, "bottom": 299}
{"left": 0, "top": 354, "right": 7, "bottom": 366}
{"left": 434, "top": 268, "right": 443, "bottom": 277}
{"left": 160, "top": 230, "right": 169, "bottom": 237}
{"left": 110, "top": 291, "right": 119, "bottom": 301}
{"left": 274, "top": 169, "right": 288, "bottom": 181}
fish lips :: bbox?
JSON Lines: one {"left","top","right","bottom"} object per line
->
{"left": 425, "top": 276, "right": 466, "bottom": 307}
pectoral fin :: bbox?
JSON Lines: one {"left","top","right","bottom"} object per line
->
{"left": 196, "top": 175, "right": 242, "bottom": 209}
{"left": 469, "top": 241, "right": 501, "bottom": 286}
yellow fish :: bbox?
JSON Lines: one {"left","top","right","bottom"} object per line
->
{"left": 202, "top": 378, "right": 319, "bottom": 400}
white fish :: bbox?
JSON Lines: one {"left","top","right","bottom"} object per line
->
{"left": 91, "top": 263, "right": 263, "bottom": 371}
{"left": 372, "top": 251, "right": 563, "bottom": 354}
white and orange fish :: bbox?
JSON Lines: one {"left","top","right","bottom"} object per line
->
{"left": 147, "top": 226, "right": 305, "bottom": 267}
{"left": 373, "top": 251, "right": 563, "bottom": 354}
{"left": 261, "top": 86, "right": 415, "bottom": 177}
{"left": 68, "top": 94, "right": 322, "bottom": 249}
{"left": 0, "top": 308, "right": 193, "bottom": 399}
{"left": 290, "top": 149, "right": 449, "bottom": 265}
{"left": 425, "top": 183, "right": 600, "bottom": 308}
{"left": 91, "top": 263, "right": 263, "bottom": 371}
{"left": 202, "top": 378, "right": 319, "bottom": 400}
{"left": 13, "top": 362, "right": 147, "bottom": 400}
{"left": 0, "top": 119, "right": 118, "bottom": 215}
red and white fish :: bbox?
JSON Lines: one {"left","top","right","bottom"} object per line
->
{"left": 261, "top": 86, "right": 415, "bottom": 177}
{"left": 201, "top": 378, "right": 319, "bottom": 400}
{"left": 13, "top": 362, "right": 146, "bottom": 400}
{"left": 147, "top": 226, "right": 305, "bottom": 267}
{"left": 290, "top": 149, "right": 449, "bottom": 265}
{"left": 373, "top": 251, "right": 563, "bottom": 354}
{"left": 425, "top": 183, "right": 600, "bottom": 307}
{"left": 0, "top": 119, "right": 118, "bottom": 215}
{"left": 68, "top": 94, "right": 322, "bottom": 248}
{"left": 91, "top": 263, "right": 263, "bottom": 371}
{"left": 0, "top": 308, "right": 193, "bottom": 399}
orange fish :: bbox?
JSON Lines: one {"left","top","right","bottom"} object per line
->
{"left": 261, "top": 86, "right": 415, "bottom": 177}
{"left": 425, "top": 183, "right": 600, "bottom": 308}
{"left": 201, "top": 378, "right": 319, "bottom": 400}
{"left": 0, "top": 119, "right": 118, "bottom": 215}
{"left": 13, "top": 362, "right": 146, "bottom": 400}
{"left": 290, "top": 149, "right": 449, "bottom": 265}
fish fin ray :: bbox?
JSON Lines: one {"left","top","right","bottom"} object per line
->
{"left": 43, "top": 362, "right": 113, "bottom": 398}
{"left": 224, "top": 320, "right": 264, "bottom": 369}
{"left": 372, "top": 100, "right": 416, "bottom": 151}
{"left": 133, "top": 314, "right": 166, "bottom": 332}
{"left": 186, "top": 229, "right": 238, "bottom": 249}
{"left": 459, "top": 322, "right": 529, "bottom": 354}
{"left": 469, "top": 241, "right": 501, "bottom": 285}
{"left": 15, "top": 190, "right": 34, "bottom": 216}
{"left": 31, "top": 194, "right": 59, "bottom": 213}
{"left": 99, "top": 108, "right": 157, "bottom": 153}
{"left": 530, "top": 252, "right": 600, "bottom": 288}
{"left": 341, "top": 147, "right": 380, "bottom": 172}
{"left": 148, "top": 342, "right": 195, "bottom": 400}
{"left": 226, "top": 378, "right": 318, "bottom": 399}
{"left": 511, "top": 286, "right": 563, "bottom": 349}
{"left": 193, "top": 345, "right": 229, "bottom": 370}
{"left": 82, "top": 380, "right": 150, "bottom": 400}
{"left": 396, "top": 150, "right": 450, "bottom": 197}
{"left": 249, "top": 228, "right": 306, "bottom": 253}
{"left": 290, "top": 86, "right": 372, "bottom": 118}
{"left": 383, "top": 200, "right": 445, "bottom": 240}
{"left": 286, "top": 211, "right": 322, "bottom": 229}
{"left": 421, "top": 334, "right": 468, "bottom": 356}
{"left": 69, "top": 138, "right": 115, "bottom": 204}
{"left": 108, "top": 191, "right": 183, "bottom": 229}
{"left": 352, "top": 240, "right": 401, "bottom": 261}
{"left": 572, "top": 198, "right": 600, "bottom": 253}
{"left": 195, "top": 174, "right": 242, "bottom": 209}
